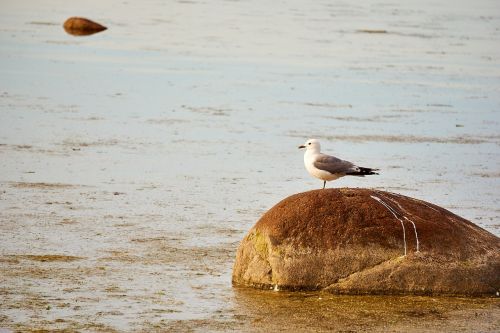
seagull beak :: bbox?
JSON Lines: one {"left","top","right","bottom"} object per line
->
{"left": 298, "top": 145, "right": 306, "bottom": 149}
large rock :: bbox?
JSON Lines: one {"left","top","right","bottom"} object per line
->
{"left": 232, "top": 189, "right": 500, "bottom": 296}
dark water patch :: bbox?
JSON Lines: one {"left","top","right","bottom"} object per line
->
{"left": 65, "top": 116, "right": 105, "bottom": 121}
{"left": 472, "top": 172, "right": 500, "bottom": 178}
{"left": 357, "top": 29, "right": 388, "bottom": 34}
{"left": 181, "top": 105, "right": 232, "bottom": 116}
{"left": 356, "top": 29, "right": 437, "bottom": 39}
{"left": 45, "top": 40, "right": 82, "bottom": 45}
{"left": 145, "top": 118, "right": 189, "bottom": 125}
{"left": 10, "top": 182, "right": 80, "bottom": 189}
{"left": 300, "top": 102, "right": 353, "bottom": 109}
{"left": 428, "top": 103, "right": 453, "bottom": 108}
{"left": 296, "top": 134, "right": 498, "bottom": 145}
{"left": 390, "top": 107, "right": 458, "bottom": 114}
{"left": 60, "top": 138, "right": 119, "bottom": 148}
{"left": 320, "top": 114, "right": 407, "bottom": 122}
{"left": 0, "top": 144, "right": 65, "bottom": 155}
{"left": 28, "top": 21, "right": 59, "bottom": 26}
{"left": 11, "top": 254, "right": 84, "bottom": 262}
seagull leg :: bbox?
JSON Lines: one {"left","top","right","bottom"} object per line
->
{"left": 323, "top": 180, "right": 326, "bottom": 189}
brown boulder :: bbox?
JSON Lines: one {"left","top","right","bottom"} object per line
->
{"left": 63, "top": 17, "right": 107, "bottom": 36}
{"left": 232, "top": 188, "right": 500, "bottom": 296}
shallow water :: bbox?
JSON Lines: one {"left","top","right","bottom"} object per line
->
{"left": 0, "top": 0, "right": 499, "bottom": 331}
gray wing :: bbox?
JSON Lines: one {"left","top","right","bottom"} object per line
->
{"left": 313, "top": 154, "right": 358, "bottom": 174}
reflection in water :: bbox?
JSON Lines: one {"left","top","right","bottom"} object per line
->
{"left": 232, "top": 287, "right": 499, "bottom": 332}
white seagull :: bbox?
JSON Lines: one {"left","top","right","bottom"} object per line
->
{"left": 299, "top": 138, "right": 379, "bottom": 189}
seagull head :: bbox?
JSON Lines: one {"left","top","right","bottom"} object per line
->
{"left": 298, "top": 138, "right": 321, "bottom": 151}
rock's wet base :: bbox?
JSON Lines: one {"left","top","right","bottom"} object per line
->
{"left": 232, "top": 288, "right": 500, "bottom": 333}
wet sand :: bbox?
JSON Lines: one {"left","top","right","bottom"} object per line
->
{"left": 1, "top": 0, "right": 499, "bottom": 331}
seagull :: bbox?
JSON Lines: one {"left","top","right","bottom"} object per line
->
{"left": 299, "top": 138, "right": 379, "bottom": 189}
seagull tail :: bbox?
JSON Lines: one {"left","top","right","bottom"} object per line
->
{"left": 347, "top": 167, "right": 379, "bottom": 177}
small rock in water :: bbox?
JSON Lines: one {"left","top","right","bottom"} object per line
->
{"left": 63, "top": 17, "right": 107, "bottom": 36}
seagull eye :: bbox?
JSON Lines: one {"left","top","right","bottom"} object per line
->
{"left": 308, "top": 142, "right": 311, "bottom": 145}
